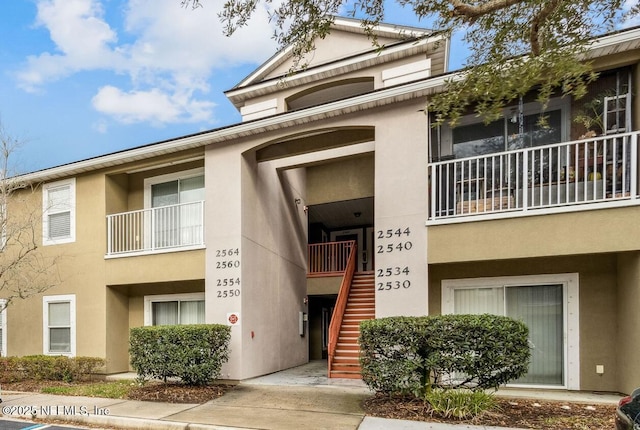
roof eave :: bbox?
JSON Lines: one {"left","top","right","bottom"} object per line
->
{"left": 18, "top": 75, "right": 451, "bottom": 184}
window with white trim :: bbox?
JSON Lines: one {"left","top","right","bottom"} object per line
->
{"left": 144, "top": 293, "right": 205, "bottom": 326}
{"left": 0, "top": 299, "right": 6, "bottom": 357}
{"left": 42, "top": 179, "right": 76, "bottom": 245}
{"left": 43, "top": 295, "right": 76, "bottom": 356}
{"left": 144, "top": 169, "right": 205, "bottom": 250}
{"left": 442, "top": 274, "right": 579, "bottom": 390}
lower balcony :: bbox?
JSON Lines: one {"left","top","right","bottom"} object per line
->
{"left": 428, "top": 132, "right": 639, "bottom": 223}
{"left": 106, "top": 201, "right": 205, "bottom": 257}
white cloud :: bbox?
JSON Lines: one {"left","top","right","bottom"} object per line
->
{"left": 16, "top": 0, "right": 279, "bottom": 125}
{"left": 92, "top": 85, "right": 216, "bottom": 125}
{"left": 124, "top": 0, "right": 278, "bottom": 73}
{"left": 17, "top": 0, "right": 123, "bottom": 90}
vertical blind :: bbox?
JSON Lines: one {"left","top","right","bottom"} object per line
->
{"left": 152, "top": 300, "right": 205, "bottom": 326}
{"left": 47, "top": 185, "right": 71, "bottom": 240}
{"left": 151, "top": 176, "right": 204, "bottom": 248}
{"left": 454, "top": 284, "right": 563, "bottom": 386}
{"left": 48, "top": 302, "right": 71, "bottom": 353}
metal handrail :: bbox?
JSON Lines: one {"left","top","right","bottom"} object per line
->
{"left": 326, "top": 240, "right": 357, "bottom": 376}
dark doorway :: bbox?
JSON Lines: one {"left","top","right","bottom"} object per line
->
{"left": 308, "top": 295, "right": 337, "bottom": 360}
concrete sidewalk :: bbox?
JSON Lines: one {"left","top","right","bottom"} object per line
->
{"left": 0, "top": 385, "right": 529, "bottom": 430}
{"left": 3, "top": 383, "right": 367, "bottom": 430}
{"left": 0, "top": 362, "right": 622, "bottom": 430}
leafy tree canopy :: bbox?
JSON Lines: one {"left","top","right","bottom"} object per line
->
{"left": 183, "top": 0, "right": 638, "bottom": 124}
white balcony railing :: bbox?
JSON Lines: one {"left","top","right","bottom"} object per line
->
{"left": 308, "top": 240, "right": 356, "bottom": 275}
{"left": 429, "top": 132, "right": 639, "bottom": 221}
{"left": 106, "top": 201, "right": 204, "bottom": 256}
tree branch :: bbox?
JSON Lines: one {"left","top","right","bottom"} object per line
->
{"left": 530, "top": 0, "right": 563, "bottom": 55}
{"left": 449, "top": 0, "right": 524, "bottom": 20}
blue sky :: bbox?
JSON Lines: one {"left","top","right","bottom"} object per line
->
{"left": 0, "top": 0, "right": 466, "bottom": 174}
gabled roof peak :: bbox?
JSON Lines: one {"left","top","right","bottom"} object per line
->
{"left": 329, "top": 15, "right": 432, "bottom": 39}
{"left": 231, "top": 16, "right": 434, "bottom": 91}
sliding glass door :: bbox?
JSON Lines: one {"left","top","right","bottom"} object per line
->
{"left": 151, "top": 175, "right": 204, "bottom": 248}
{"left": 452, "top": 283, "right": 564, "bottom": 386}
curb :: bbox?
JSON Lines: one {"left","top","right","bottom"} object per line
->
{"left": 39, "top": 414, "right": 235, "bottom": 430}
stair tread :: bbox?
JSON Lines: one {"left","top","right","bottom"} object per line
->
{"left": 329, "top": 273, "right": 375, "bottom": 380}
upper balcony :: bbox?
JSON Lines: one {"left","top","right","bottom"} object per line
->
{"left": 104, "top": 162, "right": 205, "bottom": 258}
{"left": 106, "top": 200, "right": 205, "bottom": 257}
{"left": 428, "top": 67, "right": 639, "bottom": 224}
{"left": 428, "top": 131, "right": 639, "bottom": 223}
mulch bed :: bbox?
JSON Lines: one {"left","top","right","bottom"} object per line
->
{"left": 363, "top": 393, "right": 617, "bottom": 429}
{"left": 126, "top": 381, "right": 233, "bottom": 403}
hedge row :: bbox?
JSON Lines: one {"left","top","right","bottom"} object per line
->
{"left": 0, "top": 355, "right": 105, "bottom": 383}
{"left": 359, "top": 314, "right": 530, "bottom": 397}
{"left": 129, "top": 324, "right": 231, "bottom": 386}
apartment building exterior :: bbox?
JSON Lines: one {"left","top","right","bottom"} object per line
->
{"left": 2, "top": 17, "right": 640, "bottom": 394}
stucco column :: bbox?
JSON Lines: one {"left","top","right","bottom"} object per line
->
{"left": 205, "top": 143, "right": 309, "bottom": 380}
{"left": 374, "top": 102, "right": 429, "bottom": 317}
{"left": 205, "top": 144, "right": 244, "bottom": 379}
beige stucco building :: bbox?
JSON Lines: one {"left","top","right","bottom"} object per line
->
{"left": 3, "top": 17, "right": 640, "bottom": 394}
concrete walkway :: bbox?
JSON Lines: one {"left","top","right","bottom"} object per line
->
{"left": 0, "top": 361, "right": 622, "bottom": 430}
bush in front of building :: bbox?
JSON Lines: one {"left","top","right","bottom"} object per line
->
{"left": 359, "top": 314, "right": 530, "bottom": 397}
{"left": 0, "top": 355, "right": 105, "bottom": 383}
{"left": 129, "top": 324, "right": 231, "bottom": 386}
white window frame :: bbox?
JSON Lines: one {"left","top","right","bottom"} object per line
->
{"left": 43, "top": 294, "right": 76, "bottom": 356}
{"left": 143, "top": 293, "right": 205, "bottom": 326}
{"left": 42, "top": 178, "right": 76, "bottom": 246}
{"left": 143, "top": 168, "right": 204, "bottom": 209}
{"left": 0, "top": 299, "right": 6, "bottom": 357}
{"left": 441, "top": 273, "right": 579, "bottom": 390}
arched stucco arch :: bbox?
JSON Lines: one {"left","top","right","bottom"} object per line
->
{"left": 286, "top": 78, "right": 374, "bottom": 112}
{"left": 254, "top": 126, "right": 375, "bottom": 162}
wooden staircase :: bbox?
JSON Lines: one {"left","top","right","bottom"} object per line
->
{"left": 329, "top": 271, "right": 375, "bottom": 379}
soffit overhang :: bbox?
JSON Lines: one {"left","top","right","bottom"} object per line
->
{"left": 585, "top": 26, "right": 640, "bottom": 67}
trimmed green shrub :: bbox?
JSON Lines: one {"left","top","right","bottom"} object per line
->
{"left": 0, "top": 355, "right": 105, "bottom": 383}
{"left": 359, "top": 314, "right": 530, "bottom": 396}
{"left": 21, "top": 355, "right": 74, "bottom": 381}
{"left": 0, "top": 356, "right": 22, "bottom": 382}
{"left": 129, "top": 324, "right": 231, "bottom": 386}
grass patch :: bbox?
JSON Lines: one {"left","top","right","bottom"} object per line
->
{"left": 424, "top": 389, "right": 497, "bottom": 419}
{"left": 41, "top": 380, "right": 135, "bottom": 399}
